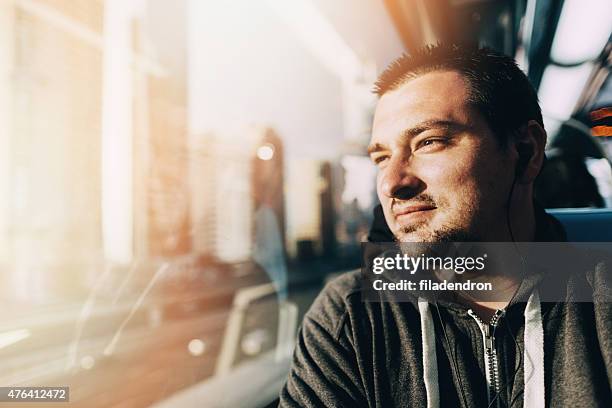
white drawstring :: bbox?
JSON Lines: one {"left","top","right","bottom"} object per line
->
{"left": 523, "top": 290, "right": 545, "bottom": 407}
{"left": 418, "top": 292, "right": 544, "bottom": 408}
{"left": 418, "top": 298, "right": 440, "bottom": 408}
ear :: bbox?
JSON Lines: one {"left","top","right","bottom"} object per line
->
{"left": 514, "top": 120, "right": 547, "bottom": 184}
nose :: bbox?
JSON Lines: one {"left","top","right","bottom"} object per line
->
{"left": 379, "top": 156, "right": 423, "bottom": 200}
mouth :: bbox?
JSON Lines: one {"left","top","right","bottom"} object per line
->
{"left": 393, "top": 204, "right": 437, "bottom": 222}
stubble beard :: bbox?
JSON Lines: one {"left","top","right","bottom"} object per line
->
{"left": 395, "top": 210, "right": 483, "bottom": 242}
{"left": 396, "top": 225, "right": 481, "bottom": 243}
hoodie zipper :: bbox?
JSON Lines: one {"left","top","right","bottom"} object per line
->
{"left": 467, "top": 308, "right": 505, "bottom": 408}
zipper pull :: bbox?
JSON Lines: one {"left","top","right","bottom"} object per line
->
{"left": 484, "top": 333, "right": 493, "bottom": 350}
{"left": 484, "top": 320, "right": 499, "bottom": 351}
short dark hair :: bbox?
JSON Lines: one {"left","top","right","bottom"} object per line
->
{"left": 373, "top": 43, "right": 544, "bottom": 145}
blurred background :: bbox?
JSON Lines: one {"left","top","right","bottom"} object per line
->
{"left": 0, "top": 0, "right": 610, "bottom": 407}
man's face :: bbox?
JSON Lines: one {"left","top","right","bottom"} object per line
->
{"left": 369, "top": 70, "right": 515, "bottom": 242}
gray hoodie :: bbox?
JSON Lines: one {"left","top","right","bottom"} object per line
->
{"left": 279, "top": 211, "right": 612, "bottom": 407}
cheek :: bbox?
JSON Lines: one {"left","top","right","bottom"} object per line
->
{"left": 416, "top": 154, "right": 488, "bottom": 212}
{"left": 418, "top": 160, "right": 474, "bottom": 195}
{"left": 448, "top": 151, "right": 512, "bottom": 208}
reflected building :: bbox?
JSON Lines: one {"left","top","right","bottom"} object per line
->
{"left": 0, "top": 0, "right": 193, "bottom": 300}
{"left": 132, "top": 1, "right": 191, "bottom": 259}
{"left": 285, "top": 159, "right": 338, "bottom": 261}
{"left": 190, "top": 131, "right": 253, "bottom": 263}
{"left": 190, "top": 127, "right": 286, "bottom": 264}
{"left": 0, "top": 0, "right": 105, "bottom": 301}
{"left": 136, "top": 74, "right": 191, "bottom": 258}
{"left": 98, "top": 0, "right": 191, "bottom": 291}
{"left": 285, "top": 160, "right": 322, "bottom": 260}
{"left": 285, "top": 155, "right": 375, "bottom": 261}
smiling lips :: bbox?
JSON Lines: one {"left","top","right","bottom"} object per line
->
{"left": 393, "top": 204, "right": 436, "bottom": 220}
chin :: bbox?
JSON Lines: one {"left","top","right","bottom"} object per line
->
{"left": 393, "top": 227, "right": 434, "bottom": 243}
{"left": 395, "top": 224, "right": 480, "bottom": 243}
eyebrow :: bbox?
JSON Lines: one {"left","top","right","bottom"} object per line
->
{"left": 367, "top": 119, "right": 463, "bottom": 155}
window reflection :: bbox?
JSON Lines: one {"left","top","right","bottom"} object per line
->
{"left": 0, "top": 1, "right": 375, "bottom": 406}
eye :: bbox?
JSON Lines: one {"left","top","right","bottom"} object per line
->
{"left": 371, "top": 155, "right": 390, "bottom": 166}
{"left": 416, "top": 137, "right": 448, "bottom": 151}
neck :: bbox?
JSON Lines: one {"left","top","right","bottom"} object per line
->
{"left": 459, "top": 276, "right": 521, "bottom": 320}
{"left": 466, "top": 196, "right": 537, "bottom": 319}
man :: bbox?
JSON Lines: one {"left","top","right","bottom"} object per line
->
{"left": 279, "top": 44, "right": 611, "bottom": 407}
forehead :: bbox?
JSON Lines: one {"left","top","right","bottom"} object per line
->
{"left": 371, "top": 70, "right": 474, "bottom": 143}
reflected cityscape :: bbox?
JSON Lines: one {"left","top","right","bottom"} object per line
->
{"left": 0, "top": 1, "right": 378, "bottom": 406}
{"left": 0, "top": 0, "right": 610, "bottom": 407}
